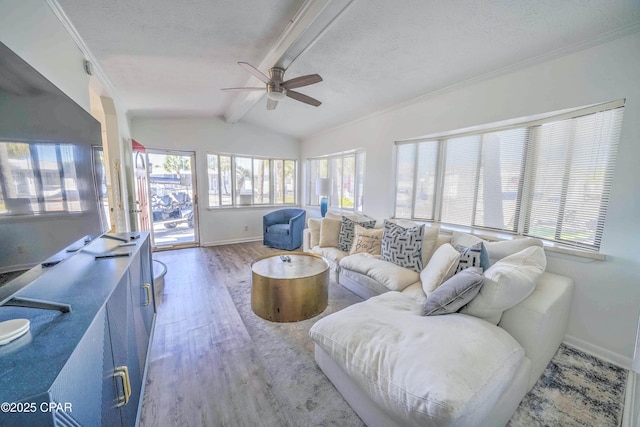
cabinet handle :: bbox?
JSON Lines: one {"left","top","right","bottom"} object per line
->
{"left": 143, "top": 283, "right": 152, "bottom": 306}
{"left": 114, "top": 365, "right": 132, "bottom": 407}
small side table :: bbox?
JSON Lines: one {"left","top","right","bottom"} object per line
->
{"left": 251, "top": 252, "right": 329, "bottom": 322}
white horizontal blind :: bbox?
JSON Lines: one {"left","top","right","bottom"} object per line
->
{"left": 441, "top": 135, "right": 481, "bottom": 226}
{"left": 524, "top": 107, "right": 623, "bottom": 249}
{"left": 475, "top": 128, "right": 528, "bottom": 231}
{"left": 394, "top": 143, "right": 417, "bottom": 218}
{"left": 394, "top": 142, "right": 438, "bottom": 219}
{"left": 308, "top": 151, "right": 365, "bottom": 212}
{"left": 393, "top": 101, "right": 624, "bottom": 252}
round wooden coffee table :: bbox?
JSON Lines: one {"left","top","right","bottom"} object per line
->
{"left": 251, "top": 252, "right": 329, "bottom": 322}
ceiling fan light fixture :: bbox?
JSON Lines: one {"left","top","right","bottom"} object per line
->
{"left": 266, "top": 89, "right": 286, "bottom": 101}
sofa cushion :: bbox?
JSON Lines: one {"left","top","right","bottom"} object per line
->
{"left": 319, "top": 218, "right": 342, "bottom": 247}
{"left": 339, "top": 216, "right": 377, "bottom": 251}
{"left": 266, "top": 223, "right": 290, "bottom": 235}
{"left": 350, "top": 225, "right": 384, "bottom": 255}
{"left": 451, "top": 231, "right": 543, "bottom": 266}
{"left": 380, "top": 220, "right": 425, "bottom": 272}
{"left": 423, "top": 267, "right": 484, "bottom": 316}
{"left": 420, "top": 243, "right": 460, "bottom": 296}
{"left": 484, "top": 238, "right": 543, "bottom": 265}
{"left": 340, "top": 253, "right": 420, "bottom": 292}
{"left": 312, "top": 246, "right": 348, "bottom": 265}
{"left": 460, "top": 246, "right": 546, "bottom": 324}
{"left": 310, "top": 292, "right": 526, "bottom": 427}
{"left": 308, "top": 218, "right": 322, "bottom": 247}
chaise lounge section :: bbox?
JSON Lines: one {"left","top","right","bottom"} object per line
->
{"left": 305, "top": 216, "right": 574, "bottom": 426}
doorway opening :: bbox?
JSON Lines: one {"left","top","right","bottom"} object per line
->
{"left": 145, "top": 150, "right": 198, "bottom": 250}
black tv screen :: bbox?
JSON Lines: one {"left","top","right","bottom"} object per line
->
{"left": 0, "top": 42, "right": 109, "bottom": 289}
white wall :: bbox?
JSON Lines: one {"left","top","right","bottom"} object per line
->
{"left": 131, "top": 117, "right": 300, "bottom": 245}
{"left": 301, "top": 32, "right": 640, "bottom": 364}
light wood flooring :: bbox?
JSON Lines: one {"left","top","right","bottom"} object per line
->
{"left": 139, "top": 242, "right": 294, "bottom": 427}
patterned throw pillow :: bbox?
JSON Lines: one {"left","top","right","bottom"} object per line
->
{"left": 454, "top": 242, "right": 490, "bottom": 273}
{"left": 380, "top": 220, "right": 425, "bottom": 272}
{"left": 338, "top": 216, "right": 377, "bottom": 251}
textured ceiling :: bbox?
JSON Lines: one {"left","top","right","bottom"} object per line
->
{"left": 55, "top": 0, "right": 640, "bottom": 139}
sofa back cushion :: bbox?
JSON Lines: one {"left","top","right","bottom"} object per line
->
{"left": 460, "top": 246, "right": 547, "bottom": 324}
{"left": 451, "top": 231, "right": 543, "bottom": 266}
{"left": 308, "top": 218, "right": 322, "bottom": 247}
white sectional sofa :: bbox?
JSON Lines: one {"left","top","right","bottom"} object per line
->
{"left": 303, "top": 215, "right": 574, "bottom": 426}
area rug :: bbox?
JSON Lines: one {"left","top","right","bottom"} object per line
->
{"left": 214, "top": 250, "right": 627, "bottom": 426}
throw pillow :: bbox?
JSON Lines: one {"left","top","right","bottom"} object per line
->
{"left": 423, "top": 267, "right": 484, "bottom": 316}
{"left": 350, "top": 225, "right": 384, "bottom": 255}
{"left": 318, "top": 218, "right": 341, "bottom": 248}
{"left": 380, "top": 220, "right": 425, "bottom": 272}
{"left": 339, "top": 216, "right": 377, "bottom": 252}
{"left": 420, "top": 243, "right": 461, "bottom": 296}
{"left": 460, "top": 246, "right": 546, "bottom": 324}
{"left": 454, "top": 242, "right": 490, "bottom": 273}
{"left": 308, "top": 218, "right": 322, "bottom": 248}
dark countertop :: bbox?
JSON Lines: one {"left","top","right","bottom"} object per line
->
{"left": 0, "top": 233, "right": 147, "bottom": 403}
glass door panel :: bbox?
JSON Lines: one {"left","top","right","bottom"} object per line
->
{"left": 147, "top": 150, "right": 198, "bottom": 249}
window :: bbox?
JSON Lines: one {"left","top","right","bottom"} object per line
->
{"left": 307, "top": 151, "right": 365, "bottom": 212}
{"left": 394, "top": 101, "right": 624, "bottom": 251}
{"left": 207, "top": 154, "right": 297, "bottom": 207}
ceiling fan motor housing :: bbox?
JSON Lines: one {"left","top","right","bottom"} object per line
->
{"left": 267, "top": 68, "right": 286, "bottom": 100}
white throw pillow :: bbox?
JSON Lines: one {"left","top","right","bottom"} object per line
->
{"left": 420, "top": 243, "right": 461, "bottom": 296}
{"left": 319, "top": 218, "right": 341, "bottom": 248}
{"left": 460, "top": 246, "right": 546, "bottom": 324}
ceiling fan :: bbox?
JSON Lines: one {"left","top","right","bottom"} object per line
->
{"left": 222, "top": 62, "right": 323, "bottom": 110}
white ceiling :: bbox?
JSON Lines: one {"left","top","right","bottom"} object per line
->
{"left": 54, "top": 0, "right": 640, "bottom": 139}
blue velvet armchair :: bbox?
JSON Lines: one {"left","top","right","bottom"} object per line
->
{"left": 263, "top": 208, "right": 306, "bottom": 251}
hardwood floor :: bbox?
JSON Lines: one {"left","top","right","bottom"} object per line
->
{"left": 139, "top": 242, "right": 291, "bottom": 427}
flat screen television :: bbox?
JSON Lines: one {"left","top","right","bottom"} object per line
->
{"left": 0, "top": 42, "right": 110, "bottom": 303}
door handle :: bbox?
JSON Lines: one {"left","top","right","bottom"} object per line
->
{"left": 114, "top": 365, "right": 132, "bottom": 407}
{"left": 143, "top": 283, "right": 152, "bottom": 306}
{"left": 130, "top": 209, "right": 142, "bottom": 213}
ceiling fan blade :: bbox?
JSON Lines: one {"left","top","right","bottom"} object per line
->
{"left": 286, "top": 90, "right": 322, "bottom": 107}
{"left": 221, "top": 87, "right": 265, "bottom": 92}
{"left": 281, "top": 74, "right": 322, "bottom": 89}
{"left": 266, "top": 98, "right": 278, "bottom": 110}
{"left": 238, "top": 62, "right": 270, "bottom": 84}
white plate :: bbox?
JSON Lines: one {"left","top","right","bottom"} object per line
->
{"left": 0, "top": 319, "right": 30, "bottom": 345}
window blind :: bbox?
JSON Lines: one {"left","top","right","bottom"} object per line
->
{"left": 523, "top": 106, "right": 623, "bottom": 249}
{"left": 393, "top": 101, "right": 624, "bottom": 252}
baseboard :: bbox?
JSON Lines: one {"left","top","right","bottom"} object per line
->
{"left": 621, "top": 372, "right": 638, "bottom": 427}
{"left": 564, "top": 334, "right": 632, "bottom": 369}
{"left": 201, "top": 237, "right": 263, "bottom": 247}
